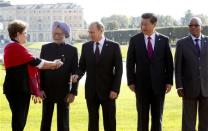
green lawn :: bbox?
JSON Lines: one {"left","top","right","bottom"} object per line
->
{"left": 25, "top": 42, "right": 128, "bottom": 62}
{"left": 0, "top": 45, "right": 183, "bottom": 131}
{"left": 26, "top": 42, "right": 45, "bottom": 49}
{"left": 0, "top": 63, "right": 183, "bottom": 131}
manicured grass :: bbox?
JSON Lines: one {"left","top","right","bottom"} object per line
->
{"left": 23, "top": 42, "right": 174, "bottom": 60}
{"left": 25, "top": 42, "right": 128, "bottom": 61}
{"left": 26, "top": 42, "right": 45, "bottom": 49}
{"left": 0, "top": 63, "right": 183, "bottom": 131}
{"left": 0, "top": 46, "right": 183, "bottom": 131}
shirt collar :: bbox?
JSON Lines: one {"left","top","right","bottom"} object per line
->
{"left": 53, "top": 42, "right": 66, "bottom": 45}
{"left": 191, "top": 33, "right": 202, "bottom": 41}
{"left": 144, "top": 32, "right": 156, "bottom": 40}
{"left": 94, "top": 35, "right": 105, "bottom": 46}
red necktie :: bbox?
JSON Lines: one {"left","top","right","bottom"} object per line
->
{"left": 147, "top": 36, "right": 153, "bottom": 58}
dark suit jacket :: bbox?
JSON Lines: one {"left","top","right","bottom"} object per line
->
{"left": 126, "top": 32, "right": 173, "bottom": 95}
{"left": 40, "top": 42, "right": 78, "bottom": 100}
{"left": 77, "top": 39, "right": 123, "bottom": 100}
{"left": 3, "top": 58, "right": 41, "bottom": 94}
{"left": 175, "top": 35, "right": 208, "bottom": 98}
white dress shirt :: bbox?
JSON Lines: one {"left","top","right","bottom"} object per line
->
{"left": 144, "top": 32, "right": 156, "bottom": 50}
{"left": 93, "top": 36, "right": 105, "bottom": 53}
{"left": 191, "top": 34, "right": 202, "bottom": 49}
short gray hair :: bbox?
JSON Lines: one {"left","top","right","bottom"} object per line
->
{"left": 189, "top": 17, "right": 202, "bottom": 26}
{"left": 89, "top": 21, "right": 105, "bottom": 32}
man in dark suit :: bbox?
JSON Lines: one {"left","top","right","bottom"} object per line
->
{"left": 126, "top": 13, "right": 173, "bottom": 131}
{"left": 40, "top": 21, "right": 78, "bottom": 131}
{"left": 72, "top": 21, "right": 123, "bottom": 131}
{"left": 175, "top": 17, "right": 208, "bottom": 131}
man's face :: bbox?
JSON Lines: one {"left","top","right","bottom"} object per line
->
{"left": 88, "top": 24, "right": 102, "bottom": 42}
{"left": 189, "top": 19, "right": 202, "bottom": 38}
{"left": 53, "top": 27, "right": 65, "bottom": 44}
{"left": 141, "top": 18, "right": 156, "bottom": 36}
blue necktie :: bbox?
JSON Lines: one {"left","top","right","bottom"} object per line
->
{"left": 195, "top": 39, "right": 200, "bottom": 55}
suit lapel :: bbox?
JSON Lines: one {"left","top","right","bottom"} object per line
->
{"left": 152, "top": 32, "right": 160, "bottom": 59}
{"left": 99, "top": 39, "right": 108, "bottom": 63}
{"left": 200, "top": 35, "right": 207, "bottom": 56}
{"left": 89, "top": 41, "right": 96, "bottom": 60}
{"left": 140, "top": 33, "right": 149, "bottom": 59}
{"left": 187, "top": 35, "right": 200, "bottom": 56}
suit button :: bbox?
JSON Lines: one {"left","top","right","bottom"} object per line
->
{"left": 198, "top": 57, "right": 200, "bottom": 60}
{"left": 199, "top": 66, "right": 201, "bottom": 70}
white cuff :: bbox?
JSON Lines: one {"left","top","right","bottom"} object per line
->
{"left": 36, "top": 59, "right": 46, "bottom": 69}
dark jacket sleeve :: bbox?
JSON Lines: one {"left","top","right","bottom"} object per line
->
{"left": 164, "top": 38, "right": 174, "bottom": 85}
{"left": 126, "top": 37, "right": 136, "bottom": 86}
{"left": 70, "top": 48, "right": 79, "bottom": 95}
{"left": 112, "top": 43, "right": 123, "bottom": 93}
{"left": 175, "top": 40, "right": 183, "bottom": 89}
{"left": 76, "top": 44, "right": 86, "bottom": 79}
{"left": 28, "top": 58, "right": 41, "bottom": 66}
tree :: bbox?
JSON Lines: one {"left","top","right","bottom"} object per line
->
{"left": 128, "top": 16, "right": 140, "bottom": 28}
{"left": 181, "top": 10, "right": 193, "bottom": 25}
{"left": 157, "top": 15, "right": 179, "bottom": 27}
{"left": 105, "top": 21, "right": 119, "bottom": 30}
{"left": 196, "top": 14, "right": 208, "bottom": 25}
{"left": 79, "top": 34, "right": 88, "bottom": 40}
{"left": 101, "top": 15, "right": 129, "bottom": 29}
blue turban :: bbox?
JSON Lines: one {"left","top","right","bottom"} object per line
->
{"left": 52, "top": 21, "right": 70, "bottom": 38}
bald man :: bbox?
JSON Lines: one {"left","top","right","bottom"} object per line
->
{"left": 175, "top": 17, "right": 208, "bottom": 131}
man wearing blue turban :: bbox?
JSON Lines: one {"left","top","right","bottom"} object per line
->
{"left": 40, "top": 21, "right": 78, "bottom": 131}
{"left": 52, "top": 21, "right": 70, "bottom": 38}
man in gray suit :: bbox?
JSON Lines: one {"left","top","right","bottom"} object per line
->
{"left": 175, "top": 17, "right": 208, "bottom": 131}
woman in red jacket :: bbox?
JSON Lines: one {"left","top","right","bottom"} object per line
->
{"left": 3, "top": 20, "right": 63, "bottom": 131}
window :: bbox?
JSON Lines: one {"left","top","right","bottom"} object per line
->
{"left": 38, "top": 24, "right": 41, "bottom": 30}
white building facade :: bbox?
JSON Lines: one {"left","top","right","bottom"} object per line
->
{"left": 0, "top": 1, "right": 86, "bottom": 42}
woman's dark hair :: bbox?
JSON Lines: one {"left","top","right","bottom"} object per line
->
{"left": 7, "top": 20, "right": 27, "bottom": 39}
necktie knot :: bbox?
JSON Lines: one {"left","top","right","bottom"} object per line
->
{"left": 195, "top": 38, "right": 199, "bottom": 42}
{"left": 148, "top": 36, "right": 151, "bottom": 40}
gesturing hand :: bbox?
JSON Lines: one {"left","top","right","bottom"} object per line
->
{"left": 177, "top": 88, "right": 184, "bottom": 97}
{"left": 109, "top": 91, "right": 118, "bottom": 100}
{"left": 129, "top": 84, "right": 135, "bottom": 92}
{"left": 165, "top": 84, "right": 172, "bottom": 94}
{"left": 66, "top": 93, "right": 75, "bottom": 104}
{"left": 71, "top": 75, "right": 79, "bottom": 83}
{"left": 54, "top": 59, "right": 63, "bottom": 69}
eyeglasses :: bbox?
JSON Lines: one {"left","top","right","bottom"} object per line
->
{"left": 189, "top": 24, "right": 200, "bottom": 27}
{"left": 54, "top": 33, "right": 65, "bottom": 36}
